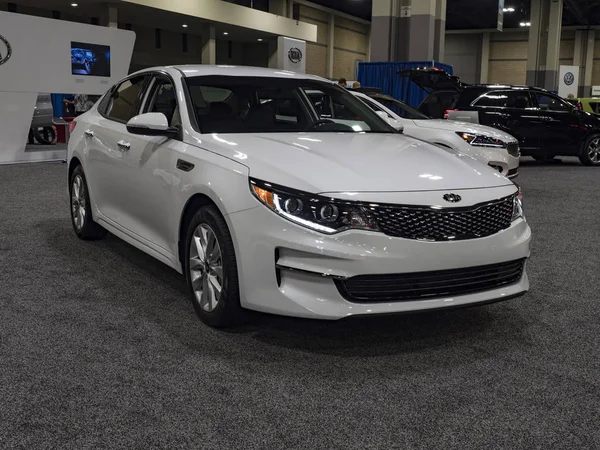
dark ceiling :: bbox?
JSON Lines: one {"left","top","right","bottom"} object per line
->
{"left": 308, "top": 0, "right": 600, "bottom": 29}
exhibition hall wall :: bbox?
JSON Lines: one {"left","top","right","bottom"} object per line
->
{"left": 0, "top": 11, "right": 135, "bottom": 164}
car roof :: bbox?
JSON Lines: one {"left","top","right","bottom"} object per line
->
{"left": 131, "top": 65, "right": 331, "bottom": 82}
{"left": 463, "top": 84, "right": 549, "bottom": 93}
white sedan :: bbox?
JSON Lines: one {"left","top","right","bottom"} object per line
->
{"left": 68, "top": 65, "right": 531, "bottom": 327}
{"left": 352, "top": 90, "right": 520, "bottom": 179}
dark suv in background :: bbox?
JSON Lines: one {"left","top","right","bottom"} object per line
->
{"left": 399, "top": 68, "right": 600, "bottom": 166}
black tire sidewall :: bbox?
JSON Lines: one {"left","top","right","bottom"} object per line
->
{"left": 184, "top": 205, "right": 243, "bottom": 327}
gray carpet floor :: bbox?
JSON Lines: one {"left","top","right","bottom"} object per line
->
{"left": 0, "top": 158, "right": 599, "bottom": 449}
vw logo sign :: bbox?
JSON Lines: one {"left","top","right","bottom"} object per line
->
{"left": 288, "top": 47, "right": 302, "bottom": 64}
{"left": 443, "top": 193, "right": 462, "bottom": 203}
{"left": 564, "top": 72, "right": 575, "bottom": 86}
{"left": 0, "top": 34, "right": 12, "bottom": 66}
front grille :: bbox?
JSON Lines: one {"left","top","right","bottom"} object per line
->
{"left": 370, "top": 195, "right": 515, "bottom": 241}
{"left": 336, "top": 259, "right": 526, "bottom": 303}
{"left": 507, "top": 143, "right": 520, "bottom": 157}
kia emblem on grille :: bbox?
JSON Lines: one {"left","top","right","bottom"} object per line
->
{"left": 443, "top": 193, "right": 462, "bottom": 203}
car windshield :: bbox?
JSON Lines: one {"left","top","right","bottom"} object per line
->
{"left": 184, "top": 76, "right": 396, "bottom": 134}
{"left": 375, "top": 96, "right": 429, "bottom": 120}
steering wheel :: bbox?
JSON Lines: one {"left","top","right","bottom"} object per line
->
{"left": 305, "top": 119, "right": 335, "bottom": 130}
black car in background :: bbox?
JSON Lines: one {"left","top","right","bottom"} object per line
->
{"left": 399, "top": 68, "right": 600, "bottom": 166}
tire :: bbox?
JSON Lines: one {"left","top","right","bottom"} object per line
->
{"left": 33, "top": 126, "right": 56, "bottom": 145}
{"left": 579, "top": 135, "right": 600, "bottom": 166}
{"left": 69, "top": 166, "right": 107, "bottom": 240}
{"left": 184, "top": 205, "right": 246, "bottom": 328}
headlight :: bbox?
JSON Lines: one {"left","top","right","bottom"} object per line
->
{"left": 512, "top": 193, "right": 524, "bottom": 222}
{"left": 250, "top": 179, "right": 379, "bottom": 234}
{"left": 457, "top": 132, "right": 507, "bottom": 148}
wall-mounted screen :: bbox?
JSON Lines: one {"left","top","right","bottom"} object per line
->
{"left": 71, "top": 42, "right": 111, "bottom": 77}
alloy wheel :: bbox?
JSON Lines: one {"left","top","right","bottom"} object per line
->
{"left": 71, "top": 175, "right": 86, "bottom": 230}
{"left": 588, "top": 138, "right": 600, "bottom": 163}
{"left": 189, "top": 224, "right": 223, "bottom": 312}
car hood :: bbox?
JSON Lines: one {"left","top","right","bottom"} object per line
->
{"left": 412, "top": 119, "right": 518, "bottom": 142}
{"left": 197, "top": 133, "right": 512, "bottom": 193}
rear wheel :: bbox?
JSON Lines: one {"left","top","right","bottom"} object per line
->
{"left": 69, "top": 166, "right": 107, "bottom": 240}
{"left": 579, "top": 135, "right": 600, "bottom": 166}
{"left": 184, "top": 205, "right": 246, "bottom": 328}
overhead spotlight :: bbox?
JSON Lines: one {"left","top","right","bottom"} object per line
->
{"left": 503, "top": 7, "right": 515, "bottom": 12}
{"left": 257, "top": 38, "right": 263, "bottom": 41}
{"left": 182, "top": 24, "right": 188, "bottom": 28}
{"left": 71, "top": 2, "right": 78, "bottom": 6}
{"left": 223, "top": 32, "right": 229, "bottom": 35}
{"left": 520, "top": 22, "right": 531, "bottom": 27}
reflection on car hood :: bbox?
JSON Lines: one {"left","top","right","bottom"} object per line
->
{"left": 412, "top": 119, "right": 518, "bottom": 142}
{"left": 196, "top": 132, "right": 513, "bottom": 193}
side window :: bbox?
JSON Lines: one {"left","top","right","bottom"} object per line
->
{"left": 145, "top": 78, "right": 179, "bottom": 127}
{"left": 104, "top": 75, "right": 147, "bottom": 122}
{"left": 473, "top": 92, "right": 509, "bottom": 108}
{"left": 535, "top": 93, "right": 571, "bottom": 111}
{"left": 505, "top": 91, "right": 532, "bottom": 109}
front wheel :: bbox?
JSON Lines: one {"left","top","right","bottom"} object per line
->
{"left": 184, "top": 205, "right": 246, "bottom": 327}
{"left": 69, "top": 166, "right": 107, "bottom": 240}
{"left": 579, "top": 135, "right": 600, "bottom": 166}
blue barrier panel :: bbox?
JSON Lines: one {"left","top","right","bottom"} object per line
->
{"left": 357, "top": 61, "right": 453, "bottom": 107}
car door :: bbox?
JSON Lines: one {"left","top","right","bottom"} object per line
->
{"left": 86, "top": 74, "right": 149, "bottom": 225}
{"left": 472, "top": 90, "right": 541, "bottom": 153}
{"left": 532, "top": 92, "right": 584, "bottom": 156}
{"left": 110, "top": 74, "right": 184, "bottom": 257}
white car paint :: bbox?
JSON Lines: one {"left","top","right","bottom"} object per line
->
{"left": 352, "top": 91, "right": 520, "bottom": 178}
{"left": 68, "top": 65, "right": 530, "bottom": 323}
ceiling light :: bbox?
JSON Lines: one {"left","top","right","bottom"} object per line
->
{"left": 182, "top": 24, "right": 188, "bottom": 28}
{"left": 520, "top": 22, "right": 531, "bottom": 27}
{"left": 223, "top": 32, "right": 228, "bottom": 35}
{"left": 503, "top": 7, "right": 515, "bottom": 12}
{"left": 257, "top": 38, "right": 263, "bottom": 41}
{"left": 71, "top": 2, "right": 78, "bottom": 6}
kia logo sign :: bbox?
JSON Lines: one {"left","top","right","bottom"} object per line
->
{"left": 0, "top": 34, "right": 12, "bottom": 66}
{"left": 564, "top": 72, "right": 575, "bottom": 86}
{"left": 288, "top": 47, "right": 302, "bottom": 64}
{"left": 443, "top": 193, "right": 462, "bottom": 203}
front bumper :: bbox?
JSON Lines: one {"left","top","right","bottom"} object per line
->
{"left": 227, "top": 203, "right": 531, "bottom": 320}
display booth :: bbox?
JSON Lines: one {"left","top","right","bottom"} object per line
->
{"left": 0, "top": 11, "right": 135, "bottom": 164}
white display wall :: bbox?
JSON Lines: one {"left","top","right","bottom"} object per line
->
{"left": 0, "top": 11, "right": 135, "bottom": 164}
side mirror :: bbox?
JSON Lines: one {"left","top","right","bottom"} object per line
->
{"left": 388, "top": 118, "right": 404, "bottom": 132}
{"left": 126, "top": 112, "right": 178, "bottom": 137}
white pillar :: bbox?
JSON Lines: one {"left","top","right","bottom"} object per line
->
{"left": 108, "top": 5, "right": 118, "bottom": 28}
{"left": 201, "top": 25, "right": 216, "bottom": 65}
{"left": 434, "top": 0, "right": 447, "bottom": 62}
{"left": 327, "top": 13, "right": 335, "bottom": 79}
{"left": 574, "top": 30, "right": 584, "bottom": 66}
{"left": 480, "top": 32, "right": 490, "bottom": 84}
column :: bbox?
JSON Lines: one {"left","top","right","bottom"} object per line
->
{"left": 583, "top": 30, "right": 596, "bottom": 97}
{"left": 433, "top": 0, "right": 447, "bottom": 62}
{"left": 327, "top": 13, "right": 335, "bottom": 78}
{"left": 408, "top": 0, "right": 436, "bottom": 62}
{"left": 369, "top": 0, "right": 394, "bottom": 62}
{"left": 480, "top": 32, "right": 490, "bottom": 84}
{"left": 201, "top": 25, "right": 216, "bottom": 65}
{"left": 108, "top": 4, "right": 118, "bottom": 28}
{"left": 544, "top": 0, "right": 563, "bottom": 91}
{"left": 269, "top": 0, "right": 287, "bottom": 17}
{"left": 573, "top": 30, "right": 584, "bottom": 66}
{"left": 527, "top": 0, "right": 563, "bottom": 90}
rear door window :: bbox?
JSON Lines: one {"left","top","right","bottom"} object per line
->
{"left": 534, "top": 93, "right": 572, "bottom": 111}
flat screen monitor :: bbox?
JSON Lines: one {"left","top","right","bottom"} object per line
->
{"left": 71, "top": 42, "right": 111, "bottom": 77}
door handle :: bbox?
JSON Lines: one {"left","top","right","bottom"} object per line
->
{"left": 84, "top": 130, "right": 94, "bottom": 137}
{"left": 117, "top": 140, "right": 131, "bottom": 150}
